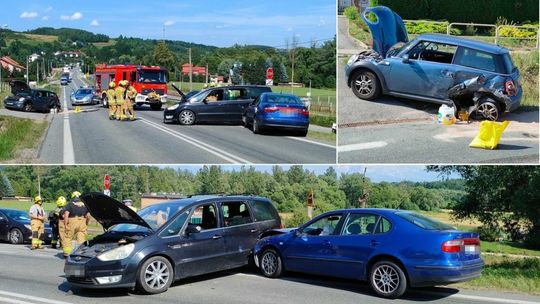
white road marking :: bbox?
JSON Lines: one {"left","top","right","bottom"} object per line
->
{"left": 62, "top": 86, "right": 75, "bottom": 164}
{"left": 0, "top": 296, "right": 35, "bottom": 304}
{"left": 0, "top": 290, "right": 74, "bottom": 304}
{"left": 421, "top": 291, "right": 540, "bottom": 304}
{"left": 338, "top": 141, "right": 387, "bottom": 152}
{"left": 139, "top": 118, "right": 252, "bottom": 164}
{"left": 285, "top": 136, "right": 336, "bottom": 149}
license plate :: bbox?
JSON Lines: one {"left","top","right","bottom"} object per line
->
{"left": 465, "top": 245, "right": 479, "bottom": 254}
{"left": 6, "top": 102, "right": 13, "bottom": 105}
{"left": 65, "top": 265, "right": 85, "bottom": 277}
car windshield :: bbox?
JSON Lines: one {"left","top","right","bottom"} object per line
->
{"left": 395, "top": 211, "right": 455, "bottom": 230}
{"left": 387, "top": 40, "right": 414, "bottom": 57}
{"left": 76, "top": 89, "right": 92, "bottom": 95}
{"left": 188, "top": 90, "right": 209, "bottom": 103}
{"left": 4, "top": 210, "right": 30, "bottom": 221}
{"left": 138, "top": 70, "right": 167, "bottom": 83}
{"left": 266, "top": 95, "right": 302, "bottom": 105}
{"left": 111, "top": 201, "right": 188, "bottom": 232}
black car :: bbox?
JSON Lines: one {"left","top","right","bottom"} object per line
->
{"left": 4, "top": 81, "right": 61, "bottom": 112}
{"left": 65, "top": 193, "right": 282, "bottom": 294}
{"left": 163, "top": 84, "right": 271, "bottom": 125}
{"left": 0, "top": 208, "right": 52, "bottom": 245}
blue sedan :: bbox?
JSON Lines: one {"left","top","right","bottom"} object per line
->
{"left": 243, "top": 93, "right": 309, "bottom": 136}
{"left": 253, "top": 209, "right": 483, "bottom": 299}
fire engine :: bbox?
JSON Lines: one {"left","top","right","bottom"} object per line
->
{"left": 94, "top": 64, "right": 168, "bottom": 110}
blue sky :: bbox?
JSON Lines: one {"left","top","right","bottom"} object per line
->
{"left": 163, "top": 165, "right": 456, "bottom": 183}
{"left": 1, "top": 0, "right": 336, "bottom": 47}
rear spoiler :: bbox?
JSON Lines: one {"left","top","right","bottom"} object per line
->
{"left": 171, "top": 83, "right": 187, "bottom": 101}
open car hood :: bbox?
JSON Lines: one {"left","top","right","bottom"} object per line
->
{"left": 10, "top": 80, "right": 32, "bottom": 96}
{"left": 361, "top": 5, "right": 408, "bottom": 57}
{"left": 170, "top": 83, "right": 187, "bottom": 101}
{"left": 80, "top": 192, "right": 151, "bottom": 230}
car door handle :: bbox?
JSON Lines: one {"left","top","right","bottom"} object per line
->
{"left": 369, "top": 240, "right": 380, "bottom": 246}
{"left": 441, "top": 70, "right": 455, "bottom": 78}
{"left": 212, "top": 234, "right": 222, "bottom": 239}
{"left": 250, "top": 229, "right": 259, "bottom": 233}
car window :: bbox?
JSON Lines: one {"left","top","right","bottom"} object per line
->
{"left": 408, "top": 41, "right": 457, "bottom": 64}
{"left": 205, "top": 89, "right": 224, "bottom": 102}
{"left": 221, "top": 201, "right": 253, "bottom": 227}
{"left": 395, "top": 211, "right": 455, "bottom": 230}
{"left": 454, "top": 47, "right": 496, "bottom": 72}
{"left": 160, "top": 210, "right": 190, "bottom": 237}
{"left": 501, "top": 53, "right": 515, "bottom": 74}
{"left": 375, "top": 217, "right": 392, "bottom": 234}
{"left": 34, "top": 91, "right": 45, "bottom": 98}
{"left": 4, "top": 209, "right": 31, "bottom": 221}
{"left": 250, "top": 200, "right": 278, "bottom": 221}
{"left": 227, "top": 88, "right": 249, "bottom": 100}
{"left": 341, "top": 213, "right": 379, "bottom": 235}
{"left": 188, "top": 204, "right": 218, "bottom": 230}
{"left": 266, "top": 95, "right": 302, "bottom": 105}
{"left": 303, "top": 214, "right": 342, "bottom": 236}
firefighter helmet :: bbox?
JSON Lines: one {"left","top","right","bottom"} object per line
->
{"left": 71, "top": 191, "right": 81, "bottom": 198}
{"left": 109, "top": 81, "right": 116, "bottom": 88}
{"left": 56, "top": 196, "right": 67, "bottom": 207}
{"left": 34, "top": 196, "right": 42, "bottom": 203}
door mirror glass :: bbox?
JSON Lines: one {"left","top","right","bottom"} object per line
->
{"left": 185, "top": 224, "right": 201, "bottom": 235}
{"left": 402, "top": 54, "right": 410, "bottom": 63}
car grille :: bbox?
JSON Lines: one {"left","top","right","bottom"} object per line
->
{"left": 142, "top": 89, "right": 165, "bottom": 95}
{"left": 67, "top": 277, "right": 95, "bottom": 285}
{"left": 69, "top": 255, "right": 92, "bottom": 262}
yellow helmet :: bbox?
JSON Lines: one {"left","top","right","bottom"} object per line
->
{"left": 71, "top": 191, "right": 81, "bottom": 198}
{"left": 120, "top": 80, "right": 129, "bottom": 87}
{"left": 56, "top": 196, "right": 67, "bottom": 207}
{"left": 34, "top": 196, "right": 42, "bottom": 203}
{"left": 109, "top": 81, "right": 116, "bottom": 88}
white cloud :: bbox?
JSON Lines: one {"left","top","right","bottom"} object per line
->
{"left": 42, "top": 16, "right": 50, "bottom": 20}
{"left": 286, "top": 27, "right": 293, "bottom": 32}
{"left": 20, "top": 12, "right": 38, "bottom": 19}
{"left": 45, "top": 6, "right": 53, "bottom": 12}
{"left": 319, "top": 17, "right": 326, "bottom": 26}
{"left": 61, "top": 12, "right": 83, "bottom": 21}
{"left": 90, "top": 19, "right": 99, "bottom": 26}
{"left": 164, "top": 20, "right": 176, "bottom": 26}
{"left": 215, "top": 24, "right": 229, "bottom": 29}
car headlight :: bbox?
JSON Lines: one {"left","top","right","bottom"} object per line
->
{"left": 97, "top": 243, "right": 135, "bottom": 261}
{"left": 19, "top": 97, "right": 25, "bottom": 102}
{"left": 83, "top": 95, "right": 91, "bottom": 101}
{"left": 167, "top": 104, "right": 179, "bottom": 110}
{"left": 24, "top": 224, "right": 31, "bottom": 230}
{"left": 347, "top": 54, "right": 359, "bottom": 65}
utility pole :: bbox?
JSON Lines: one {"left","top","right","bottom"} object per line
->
{"left": 36, "top": 60, "right": 39, "bottom": 84}
{"left": 26, "top": 56, "right": 29, "bottom": 85}
{"left": 188, "top": 48, "right": 192, "bottom": 91}
{"left": 205, "top": 63, "right": 208, "bottom": 84}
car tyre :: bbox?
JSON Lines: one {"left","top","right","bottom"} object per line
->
{"left": 259, "top": 248, "right": 283, "bottom": 278}
{"left": 136, "top": 256, "right": 174, "bottom": 294}
{"left": 350, "top": 69, "right": 381, "bottom": 100}
{"left": 297, "top": 129, "right": 308, "bottom": 137}
{"left": 102, "top": 96, "right": 109, "bottom": 108}
{"left": 476, "top": 98, "right": 500, "bottom": 121}
{"left": 179, "top": 110, "right": 195, "bottom": 125}
{"left": 252, "top": 118, "right": 263, "bottom": 134}
{"left": 23, "top": 103, "right": 33, "bottom": 112}
{"left": 9, "top": 228, "right": 23, "bottom": 245}
{"left": 242, "top": 114, "right": 250, "bottom": 128}
{"left": 369, "top": 260, "right": 407, "bottom": 299}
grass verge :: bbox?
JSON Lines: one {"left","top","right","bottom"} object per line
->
{"left": 0, "top": 199, "right": 56, "bottom": 212}
{"left": 512, "top": 51, "right": 539, "bottom": 111}
{"left": 307, "top": 130, "right": 335, "bottom": 143}
{"left": 0, "top": 116, "right": 48, "bottom": 161}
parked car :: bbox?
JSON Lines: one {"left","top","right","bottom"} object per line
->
{"left": 71, "top": 87, "right": 100, "bottom": 106}
{"left": 64, "top": 193, "right": 282, "bottom": 294}
{"left": 344, "top": 5, "right": 522, "bottom": 121}
{"left": 0, "top": 208, "right": 52, "bottom": 245}
{"left": 243, "top": 93, "right": 309, "bottom": 136}
{"left": 163, "top": 85, "right": 272, "bottom": 125}
{"left": 4, "top": 81, "right": 61, "bottom": 112}
{"left": 253, "top": 208, "right": 483, "bottom": 299}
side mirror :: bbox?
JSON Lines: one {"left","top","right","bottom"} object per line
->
{"left": 202, "top": 99, "right": 208, "bottom": 104}
{"left": 294, "top": 228, "right": 302, "bottom": 237}
{"left": 185, "top": 225, "right": 201, "bottom": 236}
{"left": 402, "top": 54, "right": 410, "bottom": 64}
{"left": 0, "top": 216, "right": 5, "bottom": 221}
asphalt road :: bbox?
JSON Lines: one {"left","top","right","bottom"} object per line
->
{"left": 1, "top": 243, "right": 539, "bottom": 304}
{"left": 337, "top": 61, "right": 540, "bottom": 164}
{"left": 38, "top": 69, "right": 335, "bottom": 164}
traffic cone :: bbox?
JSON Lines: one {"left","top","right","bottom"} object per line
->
{"left": 75, "top": 106, "right": 81, "bottom": 113}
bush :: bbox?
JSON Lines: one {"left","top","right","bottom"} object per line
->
{"left": 478, "top": 225, "right": 503, "bottom": 242}
{"left": 405, "top": 21, "right": 461, "bottom": 35}
{"left": 524, "top": 228, "right": 540, "bottom": 250}
{"left": 310, "top": 115, "right": 334, "bottom": 128}
{"left": 344, "top": 6, "right": 360, "bottom": 22}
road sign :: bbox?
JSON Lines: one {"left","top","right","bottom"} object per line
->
{"left": 266, "top": 68, "right": 273, "bottom": 80}
{"left": 104, "top": 174, "right": 110, "bottom": 190}
{"left": 265, "top": 79, "right": 274, "bottom": 86}
{"left": 103, "top": 189, "right": 111, "bottom": 196}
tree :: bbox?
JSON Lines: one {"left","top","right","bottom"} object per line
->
{"left": 152, "top": 41, "right": 176, "bottom": 71}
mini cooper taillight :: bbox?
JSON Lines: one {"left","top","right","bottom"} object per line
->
{"left": 505, "top": 80, "right": 517, "bottom": 96}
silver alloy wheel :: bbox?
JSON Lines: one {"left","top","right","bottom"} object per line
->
{"left": 103, "top": 97, "right": 108, "bottom": 107}
{"left": 354, "top": 74, "right": 373, "bottom": 96}
{"left": 24, "top": 103, "right": 32, "bottom": 112}
{"left": 261, "top": 251, "right": 278, "bottom": 275}
{"left": 372, "top": 264, "right": 400, "bottom": 294}
{"left": 10, "top": 229, "right": 20, "bottom": 244}
{"left": 180, "top": 110, "right": 194, "bottom": 125}
{"left": 477, "top": 102, "right": 498, "bottom": 121}
{"left": 144, "top": 260, "right": 170, "bottom": 290}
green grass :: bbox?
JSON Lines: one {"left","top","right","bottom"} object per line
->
{"left": 349, "top": 20, "right": 372, "bottom": 47}
{"left": 0, "top": 199, "right": 56, "bottom": 212}
{"left": 457, "top": 255, "right": 540, "bottom": 295}
{"left": 0, "top": 116, "right": 48, "bottom": 160}
{"left": 512, "top": 51, "right": 539, "bottom": 111}
{"left": 310, "top": 114, "right": 335, "bottom": 128}
{"left": 482, "top": 241, "right": 540, "bottom": 257}
{"left": 307, "top": 130, "right": 335, "bottom": 142}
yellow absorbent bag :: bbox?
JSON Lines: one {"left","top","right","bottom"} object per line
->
{"left": 469, "top": 120, "right": 509, "bottom": 150}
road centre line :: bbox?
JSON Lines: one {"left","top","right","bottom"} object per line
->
{"left": 62, "top": 86, "right": 75, "bottom": 164}
{"left": 0, "top": 296, "right": 35, "bottom": 304}
{"left": 338, "top": 141, "right": 388, "bottom": 152}
{"left": 139, "top": 118, "right": 252, "bottom": 164}
{"left": 0, "top": 290, "right": 74, "bottom": 304}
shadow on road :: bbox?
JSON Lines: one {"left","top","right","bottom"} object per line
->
{"left": 493, "top": 144, "right": 531, "bottom": 151}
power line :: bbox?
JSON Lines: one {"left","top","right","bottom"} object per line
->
{"left": 270, "top": 37, "right": 335, "bottom": 49}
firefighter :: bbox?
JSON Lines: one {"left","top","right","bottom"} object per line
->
{"left": 115, "top": 80, "right": 127, "bottom": 120}
{"left": 29, "top": 196, "right": 45, "bottom": 250}
{"left": 62, "top": 191, "right": 89, "bottom": 258}
{"left": 106, "top": 81, "right": 117, "bottom": 120}
{"left": 125, "top": 82, "right": 137, "bottom": 121}
{"left": 48, "top": 196, "right": 67, "bottom": 249}
{"left": 123, "top": 199, "right": 138, "bottom": 212}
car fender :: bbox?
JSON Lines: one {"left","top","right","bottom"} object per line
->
{"left": 365, "top": 252, "right": 409, "bottom": 280}
{"left": 133, "top": 245, "right": 179, "bottom": 279}
{"left": 347, "top": 61, "right": 389, "bottom": 93}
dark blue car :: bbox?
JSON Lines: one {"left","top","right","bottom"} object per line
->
{"left": 243, "top": 93, "right": 309, "bottom": 136}
{"left": 345, "top": 6, "right": 522, "bottom": 121}
{"left": 253, "top": 209, "right": 483, "bottom": 299}
{"left": 0, "top": 208, "right": 52, "bottom": 245}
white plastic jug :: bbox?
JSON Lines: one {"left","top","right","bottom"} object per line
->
{"left": 438, "top": 104, "right": 456, "bottom": 125}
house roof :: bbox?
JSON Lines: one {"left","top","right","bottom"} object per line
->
{"left": 0, "top": 56, "right": 25, "bottom": 71}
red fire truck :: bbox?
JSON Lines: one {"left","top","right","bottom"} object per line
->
{"left": 94, "top": 64, "right": 168, "bottom": 110}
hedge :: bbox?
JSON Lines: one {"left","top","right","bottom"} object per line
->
{"left": 378, "top": 0, "right": 539, "bottom": 24}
